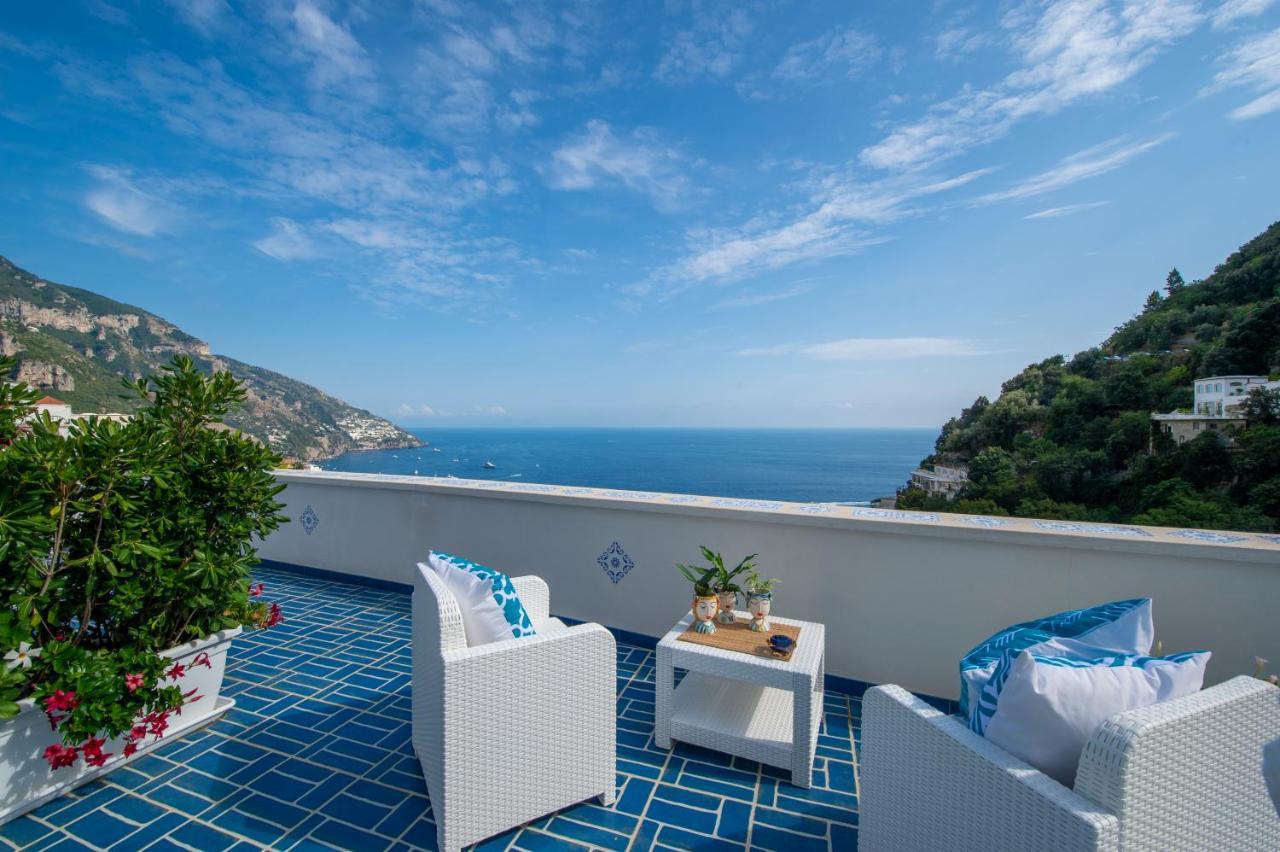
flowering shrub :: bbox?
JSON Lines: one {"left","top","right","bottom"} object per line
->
{"left": 0, "top": 356, "right": 287, "bottom": 769}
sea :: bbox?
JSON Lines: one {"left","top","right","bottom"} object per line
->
{"left": 318, "top": 428, "right": 937, "bottom": 504}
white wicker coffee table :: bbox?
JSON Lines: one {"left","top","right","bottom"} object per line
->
{"left": 655, "top": 611, "right": 825, "bottom": 788}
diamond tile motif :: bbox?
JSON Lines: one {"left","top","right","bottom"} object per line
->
{"left": 299, "top": 505, "right": 319, "bottom": 536}
{"left": 1169, "top": 529, "right": 1248, "bottom": 544}
{"left": 597, "top": 541, "right": 635, "bottom": 584}
{"left": 711, "top": 498, "right": 785, "bottom": 510}
{"left": 1258, "top": 535, "right": 1280, "bottom": 546}
{"left": 0, "top": 566, "right": 862, "bottom": 851}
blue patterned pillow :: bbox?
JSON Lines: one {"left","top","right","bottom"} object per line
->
{"left": 959, "top": 598, "right": 1153, "bottom": 734}
{"left": 428, "top": 552, "right": 536, "bottom": 646}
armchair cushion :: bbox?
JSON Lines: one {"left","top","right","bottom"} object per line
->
{"left": 428, "top": 551, "right": 536, "bottom": 646}
{"left": 986, "top": 650, "right": 1209, "bottom": 786}
{"left": 961, "top": 598, "right": 1153, "bottom": 733}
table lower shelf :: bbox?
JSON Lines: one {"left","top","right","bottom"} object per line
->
{"left": 669, "top": 671, "right": 822, "bottom": 775}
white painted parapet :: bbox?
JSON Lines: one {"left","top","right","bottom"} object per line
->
{"left": 259, "top": 471, "right": 1280, "bottom": 700}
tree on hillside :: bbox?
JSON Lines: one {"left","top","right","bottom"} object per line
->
{"left": 1165, "top": 268, "right": 1185, "bottom": 296}
{"left": 1144, "top": 290, "right": 1162, "bottom": 311}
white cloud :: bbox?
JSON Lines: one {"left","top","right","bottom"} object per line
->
{"left": 978, "top": 133, "right": 1172, "bottom": 204}
{"left": 642, "top": 166, "right": 991, "bottom": 291}
{"left": 739, "top": 26, "right": 881, "bottom": 99}
{"left": 935, "top": 25, "right": 991, "bottom": 60}
{"left": 861, "top": 0, "right": 1202, "bottom": 170}
{"left": 398, "top": 403, "right": 436, "bottom": 416}
{"left": 166, "top": 0, "right": 232, "bottom": 35}
{"left": 253, "top": 217, "right": 316, "bottom": 260}
{"left": 545, "top": 120, "right": 691, "bottom": 210}
{"left": 1024, "top": 200, "right": 1112, "bottom": 219}
{"left": 655, "top": 5, "right": 754, "bottom": 83}
{"left": 289, "top": 1, "right": 375, "bottom": 89}
{"left": 710, "top": 280, "right": 820, "bottom": 310}
{"left": 1209, "top": 27, "right": 1280, "bottom": 119}
{"left": 1212, "top": 0, "right": 1276, "bottom": 29}
{"left": 739, "top": 337, "right": 994, "bottom": 360}
{"left": 84, "top": 166, "right": 175, "bottom": 236}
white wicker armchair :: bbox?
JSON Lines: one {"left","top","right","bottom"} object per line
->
{"left": 411, "top": 563, "right": 616, "bottom": 852}
{"left": 860, "top": 676, "right": 1280, "bottom": 851}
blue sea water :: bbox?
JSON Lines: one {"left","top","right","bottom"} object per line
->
{"left": 319, "top": 428, "right": 937, "bottom": 504}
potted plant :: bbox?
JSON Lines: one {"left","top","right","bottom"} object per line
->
{"left": 0, "top": 356, "right": 287, "bottom": 823}
{"left": 743, "top": 570, "right": 781, "bottom": 633}
{"left": 676, "top": 559, "right": 720, "bottom": 634}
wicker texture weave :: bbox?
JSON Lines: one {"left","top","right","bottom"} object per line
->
{"left": 862, "top": 677, "right": 1280, "bottom": 851}
{"left": 859, "top": 685, "right": 1120, "bottom": 851}
{"left": 412, "top": 563, "right": 616, "bottom": 852}
{"left": 1074, "top": 675, "right": 1280, "bottom": 851}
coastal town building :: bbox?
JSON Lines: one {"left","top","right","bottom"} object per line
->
{"left": 27, "top": 395, "right": 131, "bottom": 436}
{"left": 1151, "top": 374, "right": 1280, "bottom": 446}
{"left": 909, "top": 464, "right": 969, "bottom": 498}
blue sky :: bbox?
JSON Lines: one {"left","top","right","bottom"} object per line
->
{"left": 1, "top": 1, "right": 1278, "bottom": 428}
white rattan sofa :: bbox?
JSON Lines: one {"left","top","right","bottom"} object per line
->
{"left": 411, "top": 563, "right": 616, "bottom": 852}
{"left": 860, "top": 676, "right": 1280, "bottom": 851}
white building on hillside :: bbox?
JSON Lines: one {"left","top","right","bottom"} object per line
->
{"left": 909, "top": 464, "right": 968, "bottom": 498}
{"left": 34, "top": 395, "right": 72, "bottom": 422}
{"left": 1152, "top": 374, "right": 1279, "bottom": 446}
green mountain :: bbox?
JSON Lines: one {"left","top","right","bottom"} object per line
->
{"left": 0, "top": 256, "right": 421, "bottom": 460}
{"left": 901, "top": 221, "right": 1280, "bottom": 532}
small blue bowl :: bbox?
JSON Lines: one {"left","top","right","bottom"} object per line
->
{"left": 768, "top": 635, "right": 794, "bottom": 654}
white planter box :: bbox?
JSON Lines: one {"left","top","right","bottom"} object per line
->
{"left": 0, "top": 627, "right": 241, "bottom": 825}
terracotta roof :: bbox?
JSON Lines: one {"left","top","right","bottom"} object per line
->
{"left": 35, "top": 395, "right": 66, "bottom": 406}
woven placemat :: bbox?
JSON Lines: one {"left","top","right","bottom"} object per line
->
{"left": 677, "top": 615, "right": 802, "bottom": 662}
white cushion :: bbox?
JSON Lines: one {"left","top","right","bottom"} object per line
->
{"left": 427, "top": 551, "right": 536, "bottom": 646}
{"left": 985, "top": 650, "right": 1210, "bottom": 786}
{"left": 960, "top": 598, "right": 1154, "bottom": 733}
{"left": 534, "top": 617, "right": 570, "bottom": 636}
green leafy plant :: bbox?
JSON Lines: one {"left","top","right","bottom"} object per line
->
{"left": 677, "top": 547, "right": 756, "bottom": 597}
{"left": 743, "top": 569, "right": 781, "bottom": 595}
{"left": 0, "top": 356, "right": 288, "bottom": 768}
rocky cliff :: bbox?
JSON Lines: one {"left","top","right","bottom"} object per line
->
{"left": 0, "top": 255, "right": 420, "bottom": 460}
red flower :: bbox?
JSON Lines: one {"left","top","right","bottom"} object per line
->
{"left": 79, "top": 737, "right": 112, "bottom": 767}
{"left": 124, "top": 673, "right": 144, "bottom": 692}
{"left": 129, "top": 725, "right": 148, "bottom": 741}
{"left": 166, "top": 662, "right": 186, "bottom": 680}
{"left": 43, "top": 690, "right": 79, "bottom": 713}
{"left": 148, "top": 711, "right": 170, "bottom": 737}
{"left": 250, "top": 582, "right": 266, "bottom": 597}
{"left": 122, "top": 742, "right": 138, "bottom": 758}
{"left": 263, "top": 602, "right": 284, "bottom": 628}
{"left": 43, "top": 744, "right": 77, "bottom": 769}
{"left": 191, "top": 652, "right": 212, "bottom": 669}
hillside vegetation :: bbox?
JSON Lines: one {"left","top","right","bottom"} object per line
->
{"left": 900, "top": 221, "right": 1280, "bottom": 532}
{"left": 0, "top": 256, "right": 420, "bottom": 460}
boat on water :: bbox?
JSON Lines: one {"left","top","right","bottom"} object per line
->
{"left": 432, "top": 448, "right": 441, "bottom": 453}
{"left": 483, "top": 461, "right": 496, "bottom": 469}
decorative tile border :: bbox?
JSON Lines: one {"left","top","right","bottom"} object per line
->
{"left": 278, "top": 472, "right": 1280, "bottom": 552}
{"left": 850, "top": 508, "right": 939, "bottom": 522}
{"left": 1170, "top": 529, "right": 1249, "bottom": 544}
{"left": 960, "top": 516, "right": 1012, "bottom": 528}
{"left": 1033, "top": 521, "right": 1152, "bottom": 538}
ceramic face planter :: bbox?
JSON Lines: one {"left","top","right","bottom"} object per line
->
{"left": 692, "top": 595, "right": 719, "bottom": 634}
{"left": 747, "top": 591, "right": 772, "bottom": 632}
{"left": 716, "top": 590, "right": 737, "bottom": 624}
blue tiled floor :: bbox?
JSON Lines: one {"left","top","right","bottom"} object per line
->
{"left": 1, "top": 566, "right": 860, "bottom": 851}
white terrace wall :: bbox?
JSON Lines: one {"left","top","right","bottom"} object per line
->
{"left": 260, "top": 471, "right": 1280, "bottom": 700}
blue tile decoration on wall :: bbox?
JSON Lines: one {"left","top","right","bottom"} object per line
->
{"left": 850, "top": 508, "right": 938, "bottom": 522}
{"left": 1258, "top": 534, "right": 1280, "bottom": 546}
{"left": 510, "top": 484, "right": 558, "bottom": 493}
{"left": 960, "top": 516, "right": 1012, "bottom": 528}
{"left": 1169, "top": 529, "right": 1248, "bottom": 544}
{"left": 711, "top": 498, "right": 785, "bottom": 510}
{"left": 598, "top": 542, "right": 635, "bottom": 584}
{"left": 1033, "top": 521, "right": 1151, "bottom": 537}
{"left": 797, "top": 505, "right": 834, "bottom": 514}
{"left": 665, "top": 495, "right": 701, "bottom": 504}
{"left": 0, "top": 565, "right": 862, "bottom": 850}
{"left": 299, "top": 505, "right": 319, "bottom": 536}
